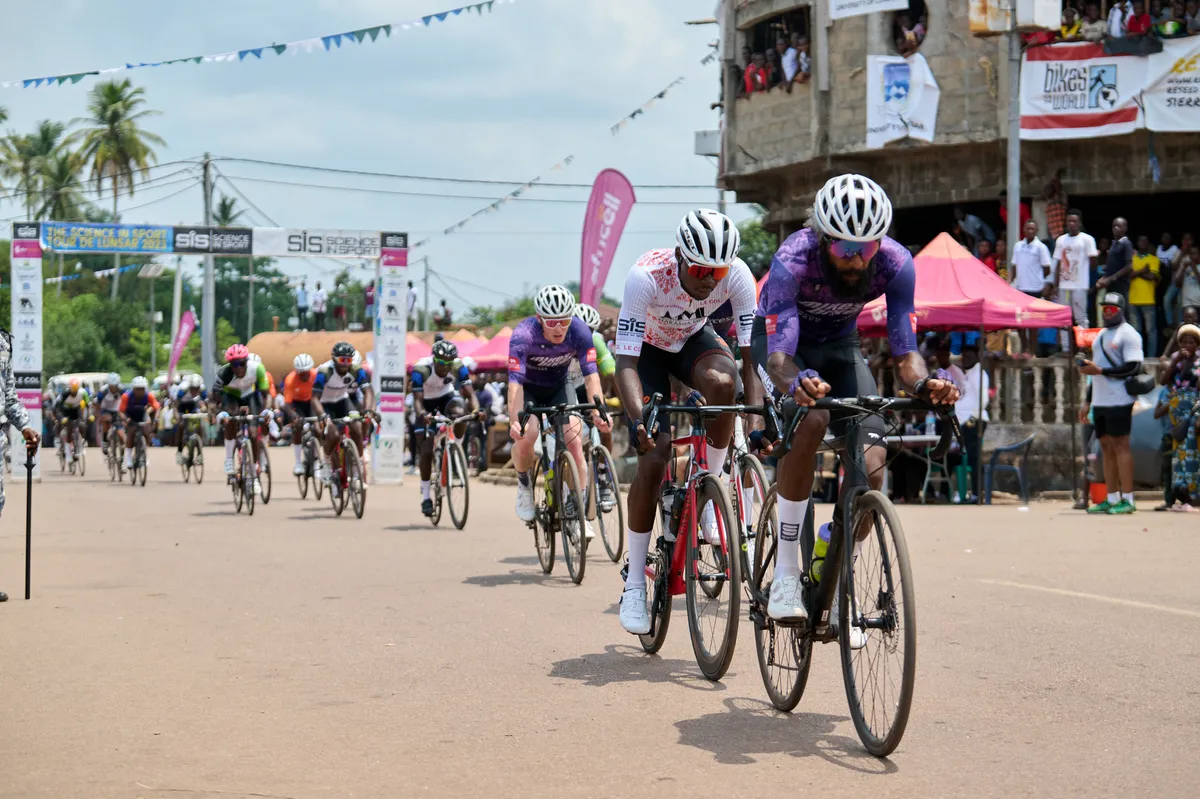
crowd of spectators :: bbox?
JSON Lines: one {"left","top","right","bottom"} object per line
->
{"left": 735, "top": 31, "right": 810, "bottom": 98}
{"left": 1027, "top": 1, "right": 1200, "bottom": 45}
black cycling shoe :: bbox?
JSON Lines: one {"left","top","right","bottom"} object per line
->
{"left": 0, "top": 590, "right": 8, "bottom": 602}
{"left": 421, "top": 499, "right": 434, "bottom": 517}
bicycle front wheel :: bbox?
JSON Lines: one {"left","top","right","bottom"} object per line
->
{"left": 446, "top": 440, "right": 470, "bottom": 530}
{"left": 638, "top": 494, "right": 672, "bottom": 654}
{"left": 190, "top": 437, "right": 204, "bottom": 484}
{"left": 594, "top": 446, "right": 624, "bottom": 562}
{"left": 429, "top": 447, "right": 443, "bottom": 526}
{"left": 556, "top": 451, "right": 586, "bottom": 585}
{"left": 76, "top": 434, "right": 86, "bottom": 477}
{"left": 686, "top": 472, "right": 740, "bottom": 681}
{"left": 346, "top": 445, "right": 366, "bottom": 519}
{"left": 242, "top": 441, "right": 255, "bottom": 514}
{"left": 259, "top": 448, "right": 272, "bottom": 504}
{"left": 839, "top": 489, "right": 917, "bottom": 757}
{"left": 530, "top": 457, "right": 554, "bottom": 573}
{"left": 752, "top": 486, "right": 813, "bottom": 712}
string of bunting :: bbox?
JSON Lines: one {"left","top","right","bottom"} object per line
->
{"left": 1, "top": 0, "right": 512, "bottom": 89}
{"left": 412, "top": 49, "right": 717, "bottom": 249}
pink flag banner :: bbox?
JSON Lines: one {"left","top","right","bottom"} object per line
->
{"left": 168, "top": 310, "right": 197, "bottom": 383}
{"left": 579, "top": 169, "right": 635, "bottom": 308}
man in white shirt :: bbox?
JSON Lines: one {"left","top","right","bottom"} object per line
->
{"left": 295, "top": 280, "right": 309, "bottom": 330}
{"left": 1108, "top": 0, "right": 1133, "bottom": 36}
{"left": 781, "top": 35, "right": 798, "bottom": 83}
{"left": 1156, "top": 232, "right": 1179, "bottom": 271}
{"left": 937, "top": 341, "right": 989, "bottom": 503}
{"left": 310, "top": 281, "right": 328, "bottom": 330}
{"left": 406, "top": 281, "right": 419, "bottom": 331}
{"left": 1051, "top": 208, "right": 1100, "bottom": 332}
{"left": 1011, "top": 219, "right": 1053, "bottom": 353}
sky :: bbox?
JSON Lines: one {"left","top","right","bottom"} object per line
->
{"left": 1, "top": 0, "right": 751, "bottom": 313}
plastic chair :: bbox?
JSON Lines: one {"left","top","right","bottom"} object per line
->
{"left": 983, "top": 433, "right": 1037, "bottom": 505}
{"left": 920, "top": 454, "right": 951, "bottom": 503}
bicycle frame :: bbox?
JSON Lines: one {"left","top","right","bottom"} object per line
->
{"left": 429, "top": 414, "right": 464, "bottom": 489}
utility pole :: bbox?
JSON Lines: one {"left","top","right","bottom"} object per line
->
{"left": 201, "top": 153, "right": 216, "bottom": 388}
{"left": 247, "top": 255, "right": 255, "bottom": 341}
{"left": 170, "top": 253, "right": 183, "bottom": 360}
{"left": 1006, "top": 30, "right": 1022, "bottom": 257}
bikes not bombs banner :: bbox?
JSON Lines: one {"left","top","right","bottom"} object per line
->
{"left": 10, "top": 223, "right": 42, "bottom": 479}
{"left": 1020, "top": 42, "right": 1146, "bottom": 140}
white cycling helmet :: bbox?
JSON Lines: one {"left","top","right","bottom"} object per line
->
{"left": 812, "top": 174, "right": 893, "bottom": 242}
{"left": 676, "top": 209, "right": 740, "bottom": 267}
{"left": 294, "top": 353, "right": 315, "bottom": 371}
{"left": 106, "top": 372, "right": 121, "bottom": 386}
{"left": 131, "top": 376, "right": 148, "bottom": 389}
{"left": 534, "top": 284, "right": 576, "bottom": 319}
{"left": 352, "top": 350, "right": 363, "bottom": 369}
{"left": 187, "top": 373, "right": 203, "bottom": 389}
{"left": 574, "top": 303, "right": 601, "bottom": 331}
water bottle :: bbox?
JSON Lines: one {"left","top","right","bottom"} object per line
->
{"left": 924, "top": 410, "right": 937, "bottom": 436}
{"left": 660, "top": 486, "right": 677, "bottom": 542}
{"left": 810, "top": 522, "right": 832, "bottom": 584}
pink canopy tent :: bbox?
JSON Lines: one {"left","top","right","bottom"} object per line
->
{"left": 457, "top": 336, "right": 489, "bottom": 358}
{"left": 856, "top": 233, "right": 1072, "bottom": 334}
{"left": 405, "top": 334, "right": 432, "bottom": 368}
{"left": 469, "top": 327, "right": 513, "bottom": 370}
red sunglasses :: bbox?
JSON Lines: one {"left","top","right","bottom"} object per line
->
{"left": 682, "top": 255, "right": 730, "bottom": 281}
{"left": 540, "top": 316, "right": 572, "bottom": 329}
{"left": 335, "top": 356, "right": 354, "bottom": 365}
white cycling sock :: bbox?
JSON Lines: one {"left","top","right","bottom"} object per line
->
{"left": 292, "top": 444, "right": 302, "bottom": 462}
{"left": 224, "top": 439, "right": 235, "bottom": 460}
{"left": 625, "top": 528, "right": 652, "bottom": 591}
{"left": 420, "top": 480, "right": 431, "bottom": 500}
{"left": 774, "top": 496, "right": 810, "bottom": 580}
{"left": 708, "top": 445, "right": 729, "bottom": 478}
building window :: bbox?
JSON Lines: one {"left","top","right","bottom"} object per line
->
{"left": 893, "top": 0, "right": 927, "bottom": 57}
{"left": 737, "top": 7, "right": 812, "bottom": 97}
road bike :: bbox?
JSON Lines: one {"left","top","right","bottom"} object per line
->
{"left": 179, "top": 413, "right": 206, "bottom": 484}
{"left": 326, "top": 411, "right": 373, "bottom": 519}
{"left": 729, "top": 411, "right": 773, "bottom": 605}
{"left": 750, "top": 394, "right": 959, "bottom": 757}
{"left": 296, "top": 416, "right": 325, "bottom": 500}
{"left": 56, "top": 418, "right": 87, "bottom": 476}
{"left": 583, "top": 419, "right": 624, "bottom": 563}
{"left": 621, "top": 393, "right": 746, "bottom": 681}
{"left": 127, "top": 420, "right": 150, "bottom": 488}
{"left": 427, "top": 410, "right": 476, "bottom": 530}
{"left": 105, "top": 419, "right": 125, "bottom": 482}
{"left": 225, "top": 413, "right": 263, "bottom": 515}
{"left": 518, "top": 397, "right": 609, "bottom": 585}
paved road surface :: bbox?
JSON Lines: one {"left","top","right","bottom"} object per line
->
{"left": 2, "top": 448, "right": 1197, "bottom": 798}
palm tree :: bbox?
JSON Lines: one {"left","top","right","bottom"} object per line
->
{"left": 68, "top": 79, "right": 165, "bottom": 299}
{"left": 0, "top": 120, "right": 69, "bottom": 221}
{"left": 38, "top": 150, "right": 88, "bottom": 221}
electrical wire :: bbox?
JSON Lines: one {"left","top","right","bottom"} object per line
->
{"left": 0, "top": 173, "right": 202, "bottom": 223}
{"left": 0, "top": 158, "right": 204, "bottom": 202}
{"left": 211, "top": 156, "right": 714, "bottom": 190}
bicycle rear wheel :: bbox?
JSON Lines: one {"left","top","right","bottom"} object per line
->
{"left": 330, "top": 445, "right": 347, "bottom": 517}
{"left": 446, "top": 440, "right": 470, "bottom": 530}
{"left": 346, "top": 444, "right": 366, "bottom": 519}
{"left": 839, "top": 490, "right": 917, "bottom": 757}
{"left": 556, "top": 451, "right": 586, "bottom": 585}
{"left": 259, "top": 447, "right": 273, "bottom": 504}
{"left": 752, "top": 487, "right": 813, "bottom": 712}
{"left": 686, "top": 473, "right": 741, "bottom": 681}
{"left": 638, "top": 495, "right": 672, "bottom": 654}
{"left": 190, "top": 437, "right": 204, "bottom": 484}
{"left": 232, "top": 447, "right": 245, "bottom": 514}
{"left": 530, "top": 457, "right": 554, "bottom": 573}
{"left": 429, "top": 447, "right": 444, "bottom": 526}
{"left": 76, "top": 433, "right": 86, "bottom": 476}
{"left": 594, "top": 446, "right": 624, "bottom": 563}
{"left": 138, "top": 439, "right": 148, "bottom": 486}
{"left": 312, "top": 443, "right": 325, "bottom": 501}
{"left": 241, "top": 440, "right": 255, "bottom": 514}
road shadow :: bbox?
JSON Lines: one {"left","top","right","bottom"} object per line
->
{"left": 190, "top": 511, "right": 235, "bottom": 518}
{"left": 500, "top": 555, "right": 541, "bottom": 566}
{"left": 288, "top": 514, "right": 334, "bottom": 522}
{"left": 549, "top": 644, "right": 725, "bottom": 692}
{"left": 462, "top": 568, "right": 574, "bottom": 589}
{"left": 674, "top": 697, "right": 897, "bottom": 772}
{"left": 385, "top": 524, "right": 432, "bottom": 532}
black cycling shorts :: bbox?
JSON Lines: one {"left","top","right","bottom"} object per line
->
{"left": 289, "top": 399, "right": 317, "bottom": 419}
{"left": 635, "top": 323, "right": 733, "bottom": 404}
{"left": 221, "top": 393, "right": 264, "bottom": 417}
{"left": 1093, "top": 404, "right": 1133, "bottom": 438}
{"left": 750, "top": 316, "right": 885, "bottom": 442}
{"left": 522, "top": 383, "right": 572, "bottom": 409}
{"left": 320, "top": 397, "right": 356, "bottom": 421}
{"left": 59, "top": 406, "right": 84, "bottom": 421}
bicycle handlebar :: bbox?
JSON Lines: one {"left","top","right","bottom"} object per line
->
{"left": 518, "top": 396, "right": 609, "bottom": 437}
{"left": 776, "top": 395, "right": 962, "bottom": 460}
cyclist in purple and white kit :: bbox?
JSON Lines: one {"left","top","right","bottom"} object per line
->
{"left": 508, "top": 284, "right": 611, "bottom": 525}
{"left": 753, "top": 174, "right": 959, "bottom": 630}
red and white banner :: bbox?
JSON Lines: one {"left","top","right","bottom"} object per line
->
{"left": 1020, "top": 43, "right": 1146, "bottom": 140}
{"left": 579, "top": 169, "right": 635, "bottom": 308}
{"left": 167, "top": 310, "right": 196, "bottom": 384}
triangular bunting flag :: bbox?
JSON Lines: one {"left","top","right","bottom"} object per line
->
{"left": 365, "top": 26, "right": 383, "bottom": 42}
{"left": 322, "top": 34, "right": 343, "bottom": 50}
{"left": 422, "top": 15, "right": 433, "bottom": 25}
{"left": 352, "top": 29, "right": 368, "bottom": 43}
{"left": 69, "top": 73, "right": 88, "bottom": 84}
{"left": 486, "top": 0, "right": 495, "bottom": 10}
{"left": 452, "top": 7, "right": 463, "bottom": 14}
{"left": 271, "top": 44, "right": 287, "bottom": 55}
{"left": 382, "top": 24, "right": 392, "bottom": 36}
{"left": 238, "top": 48, "right": 264, "bottom": 60}
{"left": 435, "top": 12, "right": 449, "bottom": 21}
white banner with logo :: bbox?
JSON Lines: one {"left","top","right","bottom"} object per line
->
{"left": 1143, "top": 37, "right": 1200, "bottom": 132}
{"left": 1020, "top": 42, "right": 1146, "bottom": 140}
{"left": 372, "top": 233, "right": 408, "bottom": 485}
{"left": 251, "top": 228, "right": 382, "bottom": 259}
{"left": 866, "top": 53, "right": 940, "bottom": 149}
{"left": 831, "top": 0, "right": 907, "bottom": 21}
{"left": 10, "top": 224, "right": 43, "bottom": 480}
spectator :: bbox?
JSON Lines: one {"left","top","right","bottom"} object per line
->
{"left": 978, "top": 239, "right": 999, "bottom": 274}
{"left": 1129, "top": 234, "right": 1162, "bottom": 353}
{"left": 405, "top": 279, "right": 420, "bottom": 328}
{"left": 764, "top": 48, "right": 784, "bottom": 89}
{"left": 998, "top": 190, "right": 1032, "bottom": 234}
{"left": 734, "top": 46, "right": 752, "bottom": 98}
{"left": 1096, "top": 216, "right": 1134, "bottom": 300}
{"left": 1165, "top": 233, "right": 1193, "bottom": 329}
{"left": 788, "top": 33, "right": 811, "bottom": 88}
{"left": 1151, "top": 0, "right": 1167, "bottom": 19}
{"left": 1052, "top": 208, "right": 1099, "bottom": 328}
{"left": 1177, "top": 245, "right": 1200, "bottom": 320}
{"left": 778, "top": 36, "right": 796, "bottom": 86}
{"left": 1156, "top": 3, "right": 1187, "bottom": 35}
{"left": 895, "top": 12, "right": 925, "bottom": 56}
{"left": 432, "top": 299, "right": 453, "bottom": 331}
{"left": 1044, "top": 171, "right": 1068, "bottom": 242}
{"left": 0, "top": 337, "right": 39, "bottom": 603}
{"left": 1011, "top": 220, "right": 1053, "bottom": 354}
{"left": 994, "top": 238, "right": 1009, "bottom": 281}
{"left": 1082, "top": 4, "right": 1108, "bottom": 40}
{"left": 1159, "top": 323, "right": 1200, "bottom": 509}
{"left": 332, "top": 284, "right": 347, "bottom": 331}
{"left": 952, "top": 205, "right": 995, "bottom": 255}
{"left": 743, "top": 52, "right": 769, "bottom": 95}
{"left": 310, "top": 281, "right": 328, "bottom": 330}
{"left": 952, "top": 344, "right": 989, "bottom": 503}
{"left": 1061, "top": 6, "right": 1084, "bottom": 39}
{"left": 295, "top": 280, "right": 309, "bottom": 330}
{"left": 1080, "top": 292, "right": 1144, "bottom": 514}
{"left": 1127, "top": 1, "right": 1153, "bottom": 34}
{"left": 1157, "top": 232, "right": 1180, "bottom": 270}
{"left": 1109, "top": 0, "right": 1134, "bottom": 36}
{"left": 1163, "top": 305, "right": 1200, "bottom": 357}
{"left": 365, "top": 279, "right": 375, "bottom": 321}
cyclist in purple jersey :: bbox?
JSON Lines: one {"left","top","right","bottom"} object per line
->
{"left": 751, "top": 174, "right": 959, "bottom": 628}
{"left": 507, "top": 285, "right": 610, "bottom": 525}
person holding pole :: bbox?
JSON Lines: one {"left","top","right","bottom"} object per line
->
{"left": 0, "top": 330, "right": 41, "bottom": 602}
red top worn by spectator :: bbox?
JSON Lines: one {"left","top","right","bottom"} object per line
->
{"left": 743, "top": 64, "right": 768, "bottom": 94}
{"left": 1126, "top": 12, "right": 1153, "bottom": 34}
{"left": 1000, "top": 201, "right": 1032, "bottom": 231}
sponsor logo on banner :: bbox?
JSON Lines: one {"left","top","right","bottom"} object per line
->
{"left": 42, "top": 221, "right": 173, "bottom": 253}
{"left": 13, "top": 222, "right": 39, "bottom": 240}
{"left": 380, "top": 376, "right": 406, "bottom": 392}
{"left": 381, "top": 232, "right": 408, "bottom": 249}
{"left": 378, "top": 393, "right": 406, "bottom": 414}
{"left": 252, "top": 228, "right": 382, "bottom": 258}
{"left": 173, "top": 226, "right": 254, "bottom": 254}
{"left": 13, "top": 239, "right": 42, "bottom": 259}
{"left": 381, "top": 248, "right": 408, "bottom": 268}
{"left": 1144, "top": 38, "right": 1200, "bottom": 130}
{"left": 14, "top": 372, "right": 41, "bottom": 390}
{"left": 508, "top": 357, "right": 520, "bottom": 372}
{"left": 1020, "top": 43, "right": 1145, "bottom": 140}
{"left": 580, "top": 170, "right": 635, "bottom": 307}
{"left": 18, "top": 389, "right": 41, "bottom": 411}
{"left": 867, "top": 53, "right": 940, "bottom": 149}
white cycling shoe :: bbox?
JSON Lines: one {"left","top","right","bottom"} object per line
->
{"left": 515, "top": 482, "right": 536, "bottom": 522}
{"left": 767, "top": 575, "right": 808, "bottom": 622}
{"left": 293, "top": 462, "right": 305, "bottom": 476}
{"left": 175, "top": 452, "right": 185, "bottom": 465}
{"left": 619, "top": 587, "right": 651, "bottom": 635}
{"left": 700, "top": 503, "right": 723, "bottom": 546}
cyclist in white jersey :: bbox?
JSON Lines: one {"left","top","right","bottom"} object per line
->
{"left": 613, "top": 209, "right": 763, "bottom": 635}
{"left": 96, "top": 372, "right": 124, "bottom": 454}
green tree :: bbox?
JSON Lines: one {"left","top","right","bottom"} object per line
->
{"left": 68, "top": 79, "right": 165, "bottom": 299}
{"left": 0, "top": 134, "right": 38, "bottom": 221}
{"left": 737, "top": 216, "right": 777, "bottom": 279}
{"left": 38, "top": 149, "right": 89, "bottom": 221}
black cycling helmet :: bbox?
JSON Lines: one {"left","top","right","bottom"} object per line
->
{"left": 332, "top": 341, "right": 355, "bottom": 359}
{"left": 432, "top": 340, "right": 458, "bottom": 361}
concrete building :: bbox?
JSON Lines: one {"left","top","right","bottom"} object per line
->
{"left": 718, "top": 0, "right": 1200, "bottom": 246}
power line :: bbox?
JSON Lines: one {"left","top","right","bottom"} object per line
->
{"left": 217, "top": 173, "right": 725, "bottom": 205}
{"left": 0, "top": 158, "right": 203, "bottom": 202}
{"left": 211, "top": 156, "right": 714, "bottom": 190}
{"left": 0, "top": 173, "right": 202, "bottom": 223}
